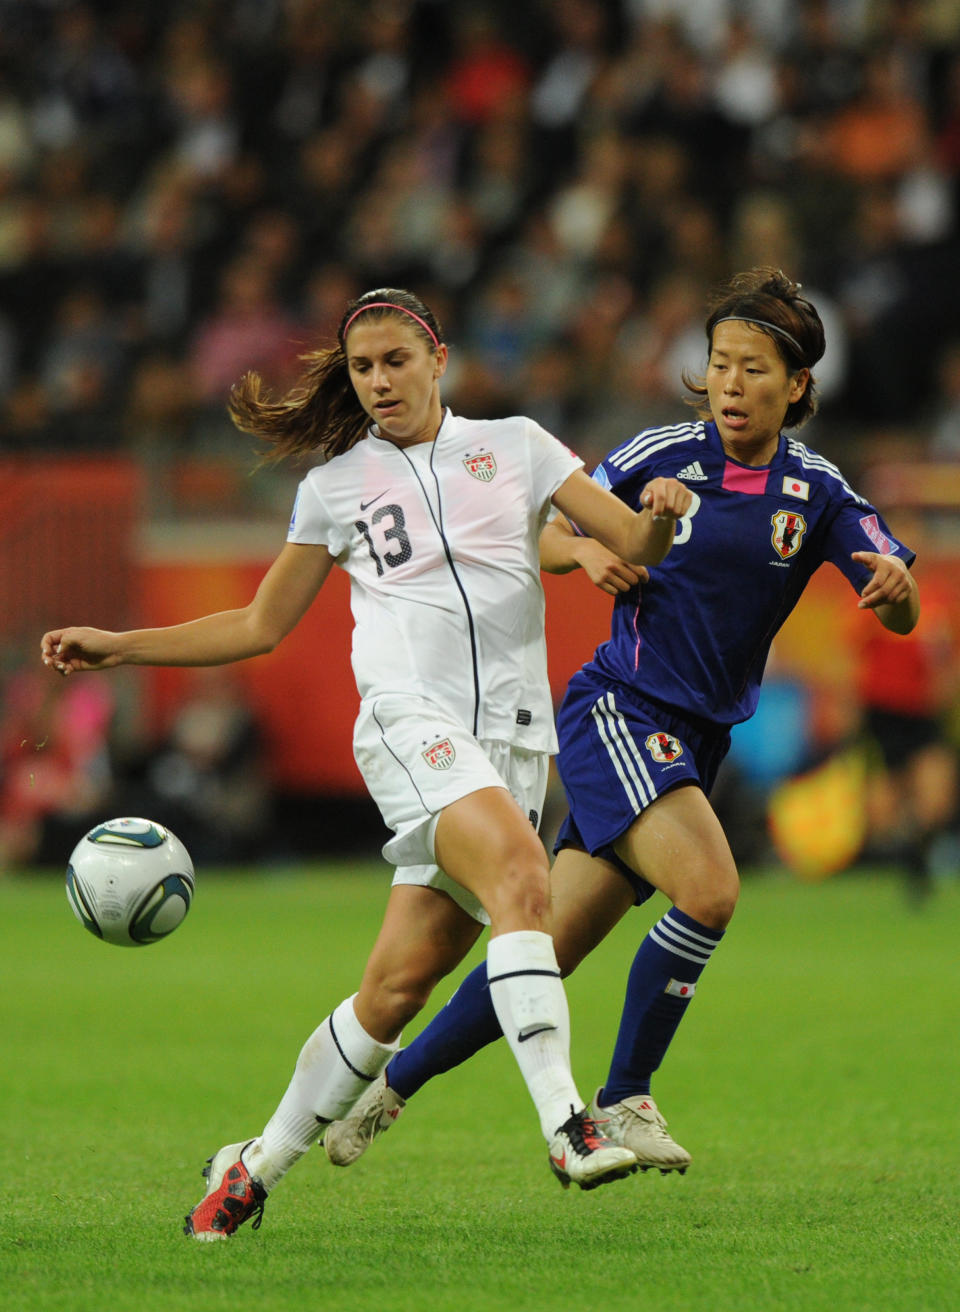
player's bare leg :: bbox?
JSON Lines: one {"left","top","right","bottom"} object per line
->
{"left": 323, "top": 886, "right": 479, "bottom": 1165}
{"left": 353, "top": 885, "right": 485, "bottom": 1041}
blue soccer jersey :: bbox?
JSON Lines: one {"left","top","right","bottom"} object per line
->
{"left": 583, "top": 418, "right": 915, "bottom": 726}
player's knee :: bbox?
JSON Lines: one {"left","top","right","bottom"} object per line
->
{"left": 483, "top": 844, "right": 551, "bottom": 927}
{"left": 677, "top": 870, "right": 739, "bottom": 929}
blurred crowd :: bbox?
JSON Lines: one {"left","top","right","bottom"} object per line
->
{"left": 0, "top": 0, "right": 959, "bottom": 471}
{"left": 0, "top": 661, "right": 274, "bottom": 868}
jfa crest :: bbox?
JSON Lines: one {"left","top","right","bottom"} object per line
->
{"left": 771, "top": 509, "right": 807, "bottom": 560}
{"left": 645, "top": 732, "right": 683, "bottom": 763}
{"left": 463, "top": 450, "right": 497, "bottom": 482}
{"left": 422, "top": 738, "right": 456, "bottom": 770}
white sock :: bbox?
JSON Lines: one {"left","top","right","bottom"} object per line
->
{"left": 486, "top": 930, "right": 583, "bottom": 1140}
{"left": 246, "top": 994, "right": 399, "bottom": 1191}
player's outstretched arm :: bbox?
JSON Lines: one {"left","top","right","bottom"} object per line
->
{"left": 42, "top": 542, "right": 336, "bottom": 676}
{"left": 539, "top": 514, "right": 648, "bottom": 596}
{"left": 551, "top": 469, "right": 690, "bottom": 567}
{"left": 852, "top": 550, "right": 920, "bottom": 635}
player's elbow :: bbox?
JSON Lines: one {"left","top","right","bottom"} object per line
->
{"left": 243, "top": 613, "right": 285, "bottom": 657}
{"left": 254, "top": 628, "right": 284, "bottom": 656}
{"left": 641, "top": 539, "right": 672, "bottom": 568}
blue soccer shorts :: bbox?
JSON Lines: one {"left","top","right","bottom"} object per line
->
{"left": 553, "top": 669, "right": 731, "bottom": 904}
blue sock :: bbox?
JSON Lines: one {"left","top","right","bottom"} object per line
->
{"left": 600, "top": 907, "right": 723, "bottom": 1105}
{"left": 387, "top": 963, "right": 502, "bottom": 1100}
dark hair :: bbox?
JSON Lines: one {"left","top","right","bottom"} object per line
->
{"left": 229, "top": 288, "right": 444, "bottom": 463}
{"left": 684, "top": 268, "right": 826, "bottom": 429}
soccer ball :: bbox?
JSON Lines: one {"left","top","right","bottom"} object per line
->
{"left": 66, "top": 817, "right": 195, "bottom": 947}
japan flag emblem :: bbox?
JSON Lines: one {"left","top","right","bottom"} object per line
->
{"left": 463, "top": 450, "right": 497, "bottom": 482}
{"left": 423, "top": 738, "right": 456, "bottom": 770}
{"left": 645, "top": 732, "right": 684, "bottom": 763}
{"left": 771, "top": 509, "right": 807, "bottom": 560}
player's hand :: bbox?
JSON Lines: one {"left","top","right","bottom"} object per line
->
{"left": 41, "top": 627, "right": 122, "bottom": 676}
{"left": 852, "top": 551, "right": 914, "bottom": 610}
{"left": 574, "top": 539, "right": 649, "bottom": 595}
{"left": 640, "top": 477, "right": 692, "bottom": 522}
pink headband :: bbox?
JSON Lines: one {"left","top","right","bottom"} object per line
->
{"left": 342, "top": 302, "right": 440, "bottom": 347}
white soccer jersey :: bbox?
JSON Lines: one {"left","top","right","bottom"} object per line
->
{"left": 287, "top": 409, "right": 583, "bottom": 751}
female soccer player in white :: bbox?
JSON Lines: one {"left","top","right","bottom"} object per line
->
{"left": 321, "top": 269, "right": 921, "bottom": 1178}
{"left": 41, "top": 288, "right": 691, "bottom": 1238}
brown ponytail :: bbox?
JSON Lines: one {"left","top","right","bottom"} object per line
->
{"left": 228, "top": 287, "right": 445, "bottom": 464}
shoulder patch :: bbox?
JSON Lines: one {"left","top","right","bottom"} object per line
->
{"left": 859, "top": 513, "right": 892, "bottom": 554}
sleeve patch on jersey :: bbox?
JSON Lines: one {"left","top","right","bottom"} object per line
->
{"left": 781, "top": 475, "right": 809, "bottom": 500}
{"left": 859, "top": 513, "right": 892, "bottom": 554}
{"left": 592, "top": 463, "right": 612, "bottom": 490}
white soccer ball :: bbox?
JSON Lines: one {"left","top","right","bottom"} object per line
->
{"left": 66, "top": 817, "right": 195, "bottom": 947}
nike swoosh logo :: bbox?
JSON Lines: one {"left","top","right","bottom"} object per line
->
{"left": 517, "top": 1026, "right": 554, "bottom": 1043}
{"left": 360, "top": 490, "right": 390, "bottom": 512}
{"left": 550, "top": 1151, "right": 566, "bottom": 1168}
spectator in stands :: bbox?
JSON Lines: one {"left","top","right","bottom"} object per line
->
{"left": 0, "top": 664, "right": 115, "bottom": 869}
{"left": 830, "top": 50, "right": 929, "bottom": 181}
{"left": 929, "top": 340, "right": 960, "bottom": 461}
{"left": 443, "top": 8, "right": 531, "bottom": 127}
{"left": 140, "top": 668, "right": 271, "bottom": 865}
{"left": 190, "top": 255, "right": 301, "bottom": 406}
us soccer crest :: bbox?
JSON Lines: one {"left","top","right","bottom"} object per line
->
{"left": 645, "top": 732, "right": 683, "bottom": 763}
{"left": 463, "top": 450, "right": 497, "bottom": 482}
{"left": 771, "top": 509, "right": 807, "bottom": 560}
{"left": 422, "top": 738, "right": 456, "bottom": 770}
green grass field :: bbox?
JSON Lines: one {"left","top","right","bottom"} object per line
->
{"left": 1, "top": 864, "right": 957, "bottom": 1312}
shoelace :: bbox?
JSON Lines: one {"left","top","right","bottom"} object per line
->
{"left": 221, "top": 1165, "right": 267, "bottom": 1233}
{"left": 223, "top": 1181, "right": 266, "bottom": 1232}
{"left": 565, "top": 1112, "right": 607, "bottom": 1154}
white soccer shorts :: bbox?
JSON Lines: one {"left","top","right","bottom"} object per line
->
{"left": 353, "top": 694, "right": 549, "bottom": 924}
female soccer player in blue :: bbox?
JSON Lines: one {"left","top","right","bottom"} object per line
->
{"left": 324, "top": 267, "right": 920, "bottom": 1174}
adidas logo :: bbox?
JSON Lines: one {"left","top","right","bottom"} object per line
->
{"left": 677, "top": 461, "right": 708, "bottom": 481}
